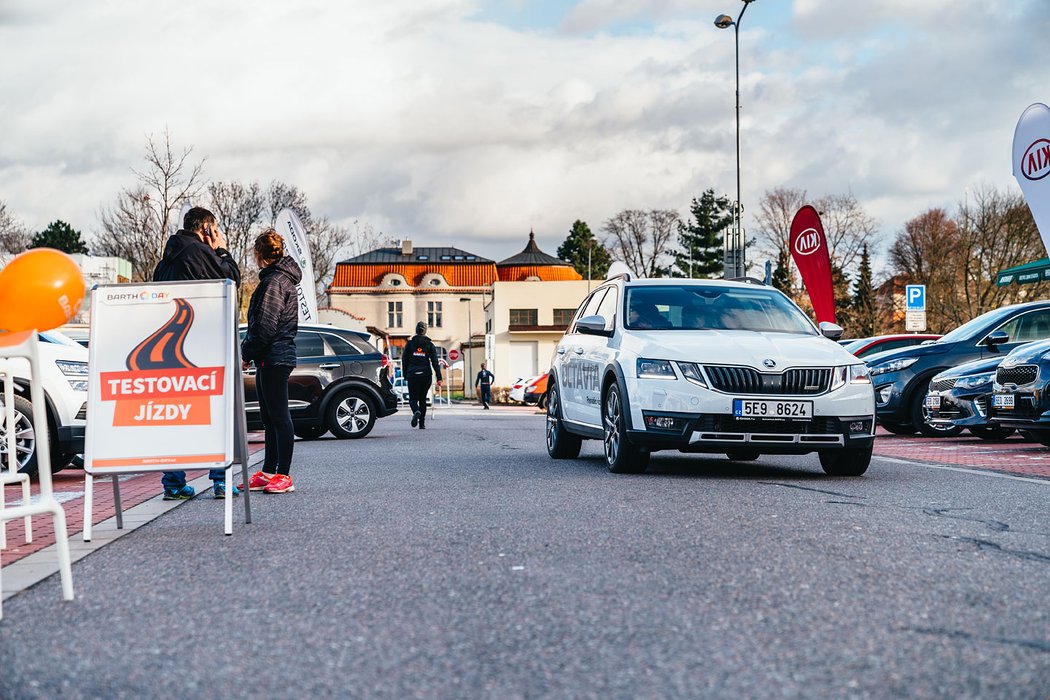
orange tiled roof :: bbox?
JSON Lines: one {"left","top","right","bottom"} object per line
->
{"left": 497, "top": 265, "right": 583, "bottom": 282}
{"left": 331, "top": 263, "right": 498, "bottom": 288}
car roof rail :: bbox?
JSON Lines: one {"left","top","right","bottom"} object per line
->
{"left": 727, "top": 276, "right": 766, "bottom": 286}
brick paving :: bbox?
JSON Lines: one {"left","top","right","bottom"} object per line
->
{"left": 1, "top": 435, "right": 264, "bottom": 566}
{"left": 872, "top": 426, "right": 1050, "bottom": 479}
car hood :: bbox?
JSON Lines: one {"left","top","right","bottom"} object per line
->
{"left": 863, "top": 340, "right": 950, "bottom": 366}
{"left": 936, "top": 355, "right": 1003, "bottom": 379}
{"left": 999, "top": 339, "right": 1050, "bottom": 366}
{"left": 621, "top": 330, "right": 858, "bottom": 368}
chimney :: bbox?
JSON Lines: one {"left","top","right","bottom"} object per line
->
{"left": 401, "top": 239, "right": 413, "bottom": 256}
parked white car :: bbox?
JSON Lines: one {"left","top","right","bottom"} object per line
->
{"left": 508, "top": 375, "right": 541, "bottom": 403}
{"left": 392, "top": 376, "right": 432, "bottom": 406}
{"left": 545, "top": 275, "right": 876, "bottom": 475}
{"left": 2, "top": 331, "right": 88, "bottom": 475}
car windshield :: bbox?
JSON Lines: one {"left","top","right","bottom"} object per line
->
{"left": 938, "top": 306, "right": 1018, "bottom": 344}
{"left": 623, "top": 285, "right": 816, "bottom": 334}
{"left": 843, "top": 337, "right": 874, "bottom": 353}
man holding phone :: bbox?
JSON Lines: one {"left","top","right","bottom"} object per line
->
{"left": 153, "top": 206, "right": 242, "bottom": 499}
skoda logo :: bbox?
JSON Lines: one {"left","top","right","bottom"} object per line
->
{"left": 762, "top": 359, "right": 776, "bottom": 369}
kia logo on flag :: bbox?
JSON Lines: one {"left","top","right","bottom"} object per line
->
{"left": 793, "top": 228, "right": 822, "bottom": 256}
{"left": 1021, "top": 138, "right": 1050, "bottom": 181}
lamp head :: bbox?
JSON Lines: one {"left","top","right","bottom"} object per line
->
{"left": 714, "top": 14, "right": 734, "bottom": 29}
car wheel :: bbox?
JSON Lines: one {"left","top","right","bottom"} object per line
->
{"left": 602, "top": 382, "right": 649, "bottom": 474}
{"left": 968, "top": 426, "right": 1015, "bottom": 441}
{"left": 294, "top": 425, "right": 327, "bottom": 440}
{"left": 326, "top": 389, "right": 376, "bottom": 439}
{"left": 819, "top": 442, "right": 872, "bottom": 476}
{"left": 537, "top": 393, "right": 547, "bottom": 410}
{"left": 910, "top": 380, "right": 964, "bottom": 438}
{"left": 546, "top": 383, "right": 581, "bottom": 459}
{"left": 725, "top": 449, "right": 760, "bottom": 461}
{"left": 879, "top": 420, "right": 917, "bottom": 436}
{"left": 4, "top": 395, "right": 61, "bottom": 478}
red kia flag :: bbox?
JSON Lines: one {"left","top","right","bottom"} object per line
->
{"left": 789, "top": 205, "right": 836, "bottom": 324}
{"left": 1013, "top": 103, "right": 1050, "bottom": 256}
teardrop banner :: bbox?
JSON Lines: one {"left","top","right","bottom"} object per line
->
{"left": 789, "top": 205, "right": 836, "bottom": 324}
{"left": 1013, "top": 103, "right": 1050, "bottom": 256}
{"left": 274, "top": 208, "right": 319, "bottom": 324}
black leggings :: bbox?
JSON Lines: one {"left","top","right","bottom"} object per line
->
{"left": 257, "top": 364, "right": 294, "bottom": 475}
{"left": 407, "top": 372, "right": 432, "bottom": 422}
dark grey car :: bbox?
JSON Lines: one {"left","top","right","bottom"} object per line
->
{"left": 239, "top": 324, "right": 398, "bottom": 440}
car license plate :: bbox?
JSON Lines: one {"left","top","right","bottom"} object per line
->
{"left": 992, "top": 394, "right": 1015, "bottom": 410}
{"left": 733, "top": 399, "right": 812, "bottom": 419}
{"left": 925, "top": 395, "right": 941, "bottom": 410}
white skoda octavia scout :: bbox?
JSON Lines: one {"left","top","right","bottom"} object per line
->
{"left": 545, "top": 273, "right": 876, "bottom": 475}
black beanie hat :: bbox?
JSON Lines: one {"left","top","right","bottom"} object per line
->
{"left": 416, "top": 321, "right": 426, "bottom": 335}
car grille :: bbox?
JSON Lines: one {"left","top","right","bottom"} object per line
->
{"left": 703, "top": 366, "right": 831, "bottom": 395}
{"left": 693, "top": 415, "right": 841, "bottom": 434}
{"left": 930, "top": 377, "right": 958, "bottom": 392}
{"left": 996, "top": 365, "right": 1038, "bottom": 386}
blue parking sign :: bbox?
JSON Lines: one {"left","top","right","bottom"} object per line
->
{"left": 905, "top": 284, "right": 926, "bottom": 311}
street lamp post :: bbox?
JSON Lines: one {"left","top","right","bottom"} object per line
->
{"left": 459, "top": 297, "right": 472, "bottom": 398}
{"left": 715, "top": 0, "right": 757, "bottom": 280}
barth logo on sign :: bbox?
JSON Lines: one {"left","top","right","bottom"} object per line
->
{"left": 98, "top": 298, "right": 224, "bottom": 427}
{"left": 1021, "top": 138, "right": 1050, "bottom": 181}
{"left": 793, "top": 228, "right": 823, "bottom": 256}
{"left": 105, "top": 290, "right": 171, "bottom": 303}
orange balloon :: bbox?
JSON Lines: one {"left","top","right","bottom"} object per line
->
{"left": 0, "top": 248, "right": 86, "bottom": 332}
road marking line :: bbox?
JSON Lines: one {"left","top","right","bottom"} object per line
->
{"left": 876, "top": 456, "right": 1050, "bottom": 486}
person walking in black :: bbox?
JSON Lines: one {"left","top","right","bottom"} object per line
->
{"left": 402, "top": 321, "right": 442, "bottom": 429}
{"left": 241, "top": 229, "right": 301, "bottom": 494}
{"left": 475, "top": 362, "right": 494, "bottom": 409}
{"left": 153, "top": 206, "right": 241, "bottom": 500}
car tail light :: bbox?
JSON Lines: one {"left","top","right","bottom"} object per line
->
{"left": 381, "top": 354, "right": 389, "bottom": 368}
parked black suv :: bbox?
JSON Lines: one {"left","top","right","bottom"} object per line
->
{"left": 924, "top": 355, "right": 1017, "bottom": 440}
{"left": 239, "top": 324, "right": 397, "bottom": 440}
{"left": 865, "top": 300, "right": 1050, "bottom": 436}
{"left": 988, "top": 338, "right": 1050, "bottom": 445}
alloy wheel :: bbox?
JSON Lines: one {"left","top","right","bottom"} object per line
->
{"left": 336, "top": 396, "right": 371, "bottom": 434}
{"left": 603, "top": 387, "right": 621, "bottom": 465}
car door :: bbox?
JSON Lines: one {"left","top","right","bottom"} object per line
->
{"left": 288, "top": 330, "right": 331, "bottom": 415}
{"left": 557, "top": 289, "right": 600, "bottom": 423}
{"left": 980, "top": 308, "right": 1050, "bottom": 357}
{"left": 561, "top": 287, "right": 612, "bottom": 424}
{"left": 575, "top": 284, "right": 620, "bottom": 427}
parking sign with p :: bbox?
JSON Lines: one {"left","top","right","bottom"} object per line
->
{"left": 906, "top": 285, "right": 926, "bottom": 311}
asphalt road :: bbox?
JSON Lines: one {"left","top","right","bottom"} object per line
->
{"left": 3, "top": 406, "right": 1050, "bottom": 699}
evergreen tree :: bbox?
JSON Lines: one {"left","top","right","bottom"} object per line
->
{"left": 557, "top": 220, "right": 612, "bottom": 279}
{"left": 771, "top": 247, "right": 793, "bottom": 294}
{"left": 851, "top": 244, "right": 877, "bottom": 336}
{"left": 831, "top": 262, "right": 853, "bottom": 331}
{"left": 672, "top": 189, "right": 733, "bottom": 278}
{"left": 31, "top": 220, "right": 88, "bottom": 254}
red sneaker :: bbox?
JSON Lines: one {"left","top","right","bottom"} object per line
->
{"left": 248, "top": 471, "right": 272, "bottom": 491}
{"left": 263, "top": 473, "right": 295, "bottom": 494}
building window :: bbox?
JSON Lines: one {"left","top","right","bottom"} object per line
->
{"left": 553, "top": 308, "right": 575, "bottom": 326}
{"left": 510, "top": 308, "right": 538, "bottom": 326}
{"left": 387, "top": 301, "right": 403, "bottom": 328}
{"left": 428, "top": 301, "right": 443, "bottom": 328}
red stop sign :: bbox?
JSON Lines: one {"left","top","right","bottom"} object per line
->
{"left": 448, "top": 349, "right": 460, "bottom": 361}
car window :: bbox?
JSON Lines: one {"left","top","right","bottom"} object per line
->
{"left": 940, "top": 306, "right": 1018, "bottom": 343}
{"left": 295, "top": 331, "right": 326, "bottom": 358}
{"left": 570, "top": 288, "right": 610, "bottom": 332}
{"left": 858, "top": 339, "right": 911, "bottom": 357}
{"left": 986, "top": 309, "right": 1050, "bottom": 344}
{"left": 324, "top": 333, "right": 362, "bottom": 356}
{"left": 594, "top": 286, "right": 618, "bottom": 329}
{"left": 623, "top": 285, "right": 815, "bottom": 334}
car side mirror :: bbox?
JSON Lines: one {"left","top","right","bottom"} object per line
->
{"left": 984, "top": 330, "right": 1010, "bottom": 348}
{"left": 818, "top": 321, "right": 844, "bottom": 340}
{"left": 577, "top": 314, "right": 612, "bottom": 337}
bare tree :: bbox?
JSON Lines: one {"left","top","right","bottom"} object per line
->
{"left": 889, "top": 209, "right": 964, "bottom": 331}
{"left": 602, "top": 209, "right": 678, "bottom": 278}
{"left": 814, "top": 191, "right": 878, "bottom": 273}
{"left": 0, "top": 201, "right": 32, "bottom": 255}
{"left": 267, "top": 181, "right": 312, "bottom": 226}
{"left": 94, "top": 130, "right": 205, "bottom": 280}
{"left": 754, "top": 187, "right": 807, "bottom": 263}
{"left": 208, "top": 180, "right": 265, "bottom": 311}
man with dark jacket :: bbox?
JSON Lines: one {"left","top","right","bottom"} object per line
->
{"left": 153, "top": 206, "right": 242, "bottom": 499}
{"left": 475, "top": 362, "right": 494, "bottom": 409}
{"left": 401, "top": 321, "right": 442, "bottom": 429}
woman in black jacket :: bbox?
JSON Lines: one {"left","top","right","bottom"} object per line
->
{"left": 241, "top": 229, "right": 302, "bottom": 494}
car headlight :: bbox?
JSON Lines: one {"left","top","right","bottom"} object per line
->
{"left": 55, "top": 360, "right": 88, "bottom": 376}
{"left": 869, "top": 357, "right": 919, "bottom": 376}
{"left": 830, "top": 364, "right": 871, "bottom": 390}
{"left": 637, "top": 358, "right": 676, "bottom": 379}
{"left": 955, "top": 372, "right": 994, "bottom": 390}
{"left": 676, "top": 362, "right": 709, "bottom": 388}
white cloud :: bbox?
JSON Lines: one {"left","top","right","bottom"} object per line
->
{"left": 0, "top": 0, "right": 1047, "bottom": 272}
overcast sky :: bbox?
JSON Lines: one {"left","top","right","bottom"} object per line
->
{"left": 1, "top": 0, "right": 1047, "bottom": 272}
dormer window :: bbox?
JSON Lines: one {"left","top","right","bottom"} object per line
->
{"left": 382, "top": 273, "right": 409, "bottom": 287}
{"left": 421, "top": 273, "right": 447, "bottom": 288}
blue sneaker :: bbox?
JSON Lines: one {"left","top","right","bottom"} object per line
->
{"left": 213, "top": 481, "right": 242, "bottom": 499}
{"left": 163, "top": 485, "right": 196, "bottom": 500}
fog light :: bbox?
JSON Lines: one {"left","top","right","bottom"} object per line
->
{"left": 644, "top": 414, "right": 685, "bottom": 431}
{"left": 876, "top": 385, "right": 892, "bottom": 404}
{"left": 849, "top": 421, "right": 867, "bottom": 434}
